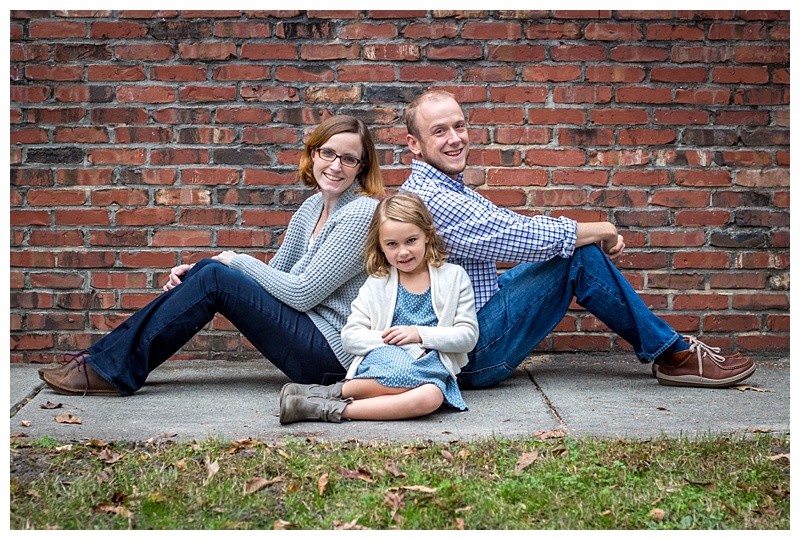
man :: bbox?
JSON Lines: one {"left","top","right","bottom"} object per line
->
{"left": 400, "top": 90, "right": 755, "bottom": 389}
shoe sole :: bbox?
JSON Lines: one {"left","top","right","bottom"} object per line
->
{"left": 279, "top": 383, "right": 299, "bottom": 414}
{"left": 656, "top": 364, "right": 756, "bottom": 388}
{"left": 41, "top": 372, "right": 122, "bottom": 396}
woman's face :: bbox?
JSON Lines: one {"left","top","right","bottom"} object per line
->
{"left": 311, "top": 132, "right": 364, "bottom": 200}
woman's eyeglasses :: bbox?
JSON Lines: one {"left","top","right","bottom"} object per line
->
{"left": 316, "top": 147, "right": 362, "bottom": 169}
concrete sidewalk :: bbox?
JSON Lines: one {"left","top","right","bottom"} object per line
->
{"left": 9, "top": 354, "right": 790, "bottom": 444}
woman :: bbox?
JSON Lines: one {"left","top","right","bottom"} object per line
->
{"left": 39, "top": 115, "right": 384, "bottom": 396}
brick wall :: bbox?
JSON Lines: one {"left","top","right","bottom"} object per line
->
{"left": 10, "top": 10, "right": 790, "bottom": 365}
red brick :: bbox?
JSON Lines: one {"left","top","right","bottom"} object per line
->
{"left": 476, "top": 189, "right": 526, "bottom": 207}
{"left": 712, "top": 67, "right": 769, "bottom": 84}
{"left": 553, "top": 170, "right": 608, "bottom": 186}
{"left": 523, "top": 65, "right": 581, "bottom": 82}
{"left": 487, "top": 169, "right": 548, "bottom": 187}
{"left": 732, "top": 294, "right": 788, "bottom": 311}
{"left": 524, "top": 149, "right": 585, "bottom": 167}
{"left": 676, "top": 253, "right": 730, "bottom": 269}
{"left": 673, "top": 294, "right": 729, "bottom": 311}
{"left": 530, "top": 189, "right": 587, "bottom": 207}
{"left": 529, "top": 109, "right": 587, "bottom": 125}
{"left": 494, "top": 127, "right": 551, "bottom": 145}
{"left": 674, "top": 210, "right": 731, "bottom": 227}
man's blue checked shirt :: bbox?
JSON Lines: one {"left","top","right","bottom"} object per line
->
{"left": 401, "top": 160, "right": 578, "bottom": 311}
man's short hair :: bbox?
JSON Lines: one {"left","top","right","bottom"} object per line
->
{"left": 404, "top": 90, "right": 459, "bottom": 138}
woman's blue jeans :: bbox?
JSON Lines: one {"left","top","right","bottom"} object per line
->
{"left": 85, "top": 259, "right": 346, "bottom": 395}
{"left": 457, "top": 244, "right": 681, "bottom": 389}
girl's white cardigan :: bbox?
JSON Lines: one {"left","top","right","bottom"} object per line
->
{"left": 341, "top": 262, "right": 479, "bottom": 381}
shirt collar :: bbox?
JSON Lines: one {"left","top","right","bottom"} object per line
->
{"left": 411, "top": 159, "right": 466, "bottom": 190}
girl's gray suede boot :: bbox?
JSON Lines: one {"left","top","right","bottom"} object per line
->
{"left": 279, "top": 381, "right": 344, "bottom": 410}
{"left": 279, "top": 394, "right": 351, "bottom": 425}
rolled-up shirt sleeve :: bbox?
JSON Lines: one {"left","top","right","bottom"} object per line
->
{"left": 426, "top": 189, "right": 578, "bottom": 264}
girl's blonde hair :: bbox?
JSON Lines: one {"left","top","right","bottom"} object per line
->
{"left": 365, "top": 191, "right": 447, "bottom": 277}
{"left": 298, "top": 115, "right": 384, "bottom": 197}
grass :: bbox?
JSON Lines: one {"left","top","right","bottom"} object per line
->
{"left": 9, "top": 432, "right": 789, "bottom": 530}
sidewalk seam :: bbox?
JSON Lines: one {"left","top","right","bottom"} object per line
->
{"left": 11, "top": 382, "right": 45, "bottom": 418}
{"left": 527, "top": 372, "right": 569, "bottom": 431}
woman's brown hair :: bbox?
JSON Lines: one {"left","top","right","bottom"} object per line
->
{"left": 365, "top": 191, "right": 447, "bottom": 277}
{"left": 298, "top": 115, "right": 384, "bottom": 197}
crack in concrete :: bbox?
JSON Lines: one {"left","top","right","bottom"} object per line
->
{"left": 527, "top": 370, "right": 569, "bottom": 431}
{"left": 10, "top": 383, "right": 44, "bottom": 418}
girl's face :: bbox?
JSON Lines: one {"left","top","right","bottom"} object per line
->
{"left": 378, "top": 219, "right": 429, "bottom": 276}
{"left": 311, "top": 132, "right": 364, "bottom": 201}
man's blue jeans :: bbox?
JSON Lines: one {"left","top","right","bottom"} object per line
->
{"left": 457, "top": 244, "right": 681, "bottom": 389}
{"left": 85, "top": 259, "right": 346, "bottom": 395}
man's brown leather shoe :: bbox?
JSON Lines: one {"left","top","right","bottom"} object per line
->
{"left": 40, "top": 352, "right": 120, "bottom": 396}
{"left": 655, "top": 336, "right": 755, "bottom": 388}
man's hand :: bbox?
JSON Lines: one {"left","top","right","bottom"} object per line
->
{"left": 382, "top": 325, "right": 422, "bottom": 346}
{"left": 601, "top": 234, "right": 626, "bottom": 262}
{"left": 212, "top": 250, "right": 238, "bottom": 266}
{"left": 163, "top": 264, "right": 193, "bottom": 292}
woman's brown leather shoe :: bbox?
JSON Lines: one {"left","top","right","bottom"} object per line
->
{"left": 40, "top": 353, "right": 120, "bottom": 396}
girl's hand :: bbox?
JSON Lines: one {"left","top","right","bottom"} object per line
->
{"left": 163, "top": 263, "right": 193, "bottom": 292}
{"left": 212, "top": 250, "right": 238, "bottom": 266}
{"left": 382, "top": 325, "right": 421, "bottom": 346}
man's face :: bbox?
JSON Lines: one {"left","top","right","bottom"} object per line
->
{"left": 407, "top": 97, "right": 470, "bottom": 180}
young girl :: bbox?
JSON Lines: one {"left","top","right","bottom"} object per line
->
{"left": 279, "top": 191, "right": 478, "bottom": 424}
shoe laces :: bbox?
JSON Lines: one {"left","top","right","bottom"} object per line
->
{"left": 63, "top": 350, "right": 91, "bottom": 397}
{"left": 686, "top": 336, "right": 726, "bottom": 377}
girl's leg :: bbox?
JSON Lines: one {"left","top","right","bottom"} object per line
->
{"left": 341, "top": 383, "right": 444, "bottom": 421}
{"left": 341, "top": 378, "right": 409, "bottom": 399}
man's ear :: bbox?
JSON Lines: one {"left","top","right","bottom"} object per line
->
{"left": 406, "top": 133, "right": 420, "bottom": 157}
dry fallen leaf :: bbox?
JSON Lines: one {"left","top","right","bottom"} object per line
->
{"left": 384, "top": 489, "right": 405, "bottom": 518}
{"left": 535, "top": 429, "right": 565, "bottom": 441}
{"left": 273, "top": 519, "right": 293, "bottom": 530}
{"left": 20, "top": 420, "right": 31, "bottom": 427}
{"left": 456, "top": 517, "right": 465, "bottom": 530}
{"left": 40, "top": 401, "right": 63, "bottom": 409}
{"left": 318, "top": 472, "right": 329, "bottom": 496}
{"left": 173, "top": 459, "right": 188, "bottom": 471}
{"left": 243, "top": 477, "right": 271, "bottom": 495}
{"left": 54, "top": 412, "right": 82, "bottom": 424}
{"left": 332, "top": 518, "right": 368, "bottom": 530}
{"left": 650, "top": 508, "right": 666, "bottom": 522}
{"left": 204, "top": 453, "right": 220, "bottom": 485}
{"left": 398, "top": 485, "right": 437, "bottom": 493}
{"left": 514, "top": 449, "right": 539, "bottom": 476}
{"left": 385, "top": 461, "right": 406, "bottom": 478}
{"left": 731, "top": 385, "right": 768, "bottom": 392}
{"left": 96, "top": 448, "right": 122, "bottom": 464}
{"left": 94, "top": 503, "right": 133, "bottom": 519}
{"left": 441, "top": 450, "right": 454, "bottom": 463}
{"left": 769, "top": 453, "right": 789, "bottom": 462}
{"left": 338, "top": 467, "right": 373, "bottom": 483}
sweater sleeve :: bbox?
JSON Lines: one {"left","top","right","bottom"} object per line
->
{"left": 340, "top": 282, "right": 387, "bottom": 356}
{"left": 230, "top": 197, "right": 377, "bottom": 312}
{"left": 416, "top": 266, "right": 479, "bottom": 353}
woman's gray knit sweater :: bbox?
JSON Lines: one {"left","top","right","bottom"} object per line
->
{"left": 229, "top": 187, "right": 378, "bottom": 370}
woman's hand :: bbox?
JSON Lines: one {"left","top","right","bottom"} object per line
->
{"left": 382, "top": 325, "right": 422, "bottom": 346}
{"left": 212, "top": 250, "right": 238, "bottom": 266}
{"left": 163, "top": 264, "right": 193, "bottom": 292}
